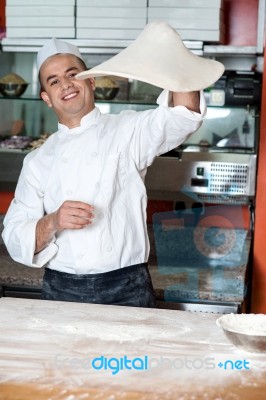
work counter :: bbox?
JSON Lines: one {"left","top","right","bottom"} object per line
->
{"left": 0, "top": 297, "right": 265, "bottom": 400}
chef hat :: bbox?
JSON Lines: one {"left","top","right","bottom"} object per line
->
{"left": 37, "top": 38, "right": 84, "bottom": 73}
{"left": 76, "top": 21, "right": 224, "bottom": 92}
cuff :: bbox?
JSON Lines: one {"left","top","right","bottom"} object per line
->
{"left": 20, "top": 219, "right": 58, "bottom": 268}
{"left": 157, "top": 90, "right": 207, "bottom": 117}
{"left": 156, "top": 89, "right": 173, "bottom": 106}
{"left": 32, "top": 242, "right": 58, "bottom": 268}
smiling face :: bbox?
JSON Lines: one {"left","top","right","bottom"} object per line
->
{"left": 40, "top": 53, "right": 95, "bottom": 128}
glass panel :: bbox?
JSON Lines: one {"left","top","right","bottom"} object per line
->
{"left": 0, "top": 96, "right": 157, "bottom": 139}
{"left": 182, "top": 106, "right": 258, "bottom": 152}
{"left": 0, "top": 97, "right": 57, "bottom": 138}
{"left": 0, "top": 97, "right": 258, "bottom": 155}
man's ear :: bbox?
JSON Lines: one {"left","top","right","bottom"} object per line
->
{"left": 89, "top": 78, "right": 96, "bottom": 91}
{"left": 41, "top": 91, "right": 52, "bottom": 108}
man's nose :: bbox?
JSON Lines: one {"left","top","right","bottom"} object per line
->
{"left": 61, "top": 78, "right": 74, "bottom": 90}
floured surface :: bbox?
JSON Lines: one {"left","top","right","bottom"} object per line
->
{"left": 0, "top": 298, "right": 266, "bottom": 400}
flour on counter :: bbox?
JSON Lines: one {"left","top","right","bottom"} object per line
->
{"left": 1, "top": 298, "right": 266, "bottom": 399}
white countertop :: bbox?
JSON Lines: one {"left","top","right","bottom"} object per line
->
{"left": 0, "top": 297, "right": 265, "bottom": 399}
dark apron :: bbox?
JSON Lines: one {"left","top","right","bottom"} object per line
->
{"left": 42, "top": 262, "right": 156, "bottom": 308}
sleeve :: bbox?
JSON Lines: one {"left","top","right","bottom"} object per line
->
{"left": 129, "top": 89, "right": 206, "bottom": 171}
{"left": 1, "top": 153, "right": 58, "bottom": 268}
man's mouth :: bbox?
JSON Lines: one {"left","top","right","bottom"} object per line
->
{"left": 62, "top": 91, "right": 79, "bottom": 101}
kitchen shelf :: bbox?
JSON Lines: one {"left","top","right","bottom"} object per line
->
{"left": 0, "top": 1, "right": 264, "bottom": 57}
{"left": 0, "top": 94, "right": 40, "bottom": 101}
{"left": 0, "top": 94, "right": 157, "bottom": 106}
{"left": 0, "top": 148, "right": 30, "bottom": 154}
{"left": 0, "top": 94, "right": 259, "bottom": 109}
{"left": 1, "top": 37, "right": 263, "bottom": 57}
{"left": 0, "top": 37, "right": 204, "bottom": 55}
{"left": 203, "top": 45, "right": 259, "bottom": 56}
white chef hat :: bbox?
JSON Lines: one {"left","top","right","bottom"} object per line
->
{"left": 76, "top": 21, "right": 224, "bottom": 92}
{"left": 37, "top": 38, "right": 84, "bottom": 73}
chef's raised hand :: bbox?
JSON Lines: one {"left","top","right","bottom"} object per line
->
{"left": 35, "top": 200, "right": 94, "bottom": 254}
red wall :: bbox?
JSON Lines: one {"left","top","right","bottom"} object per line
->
{"left": 224, "top": 0, "right": 259, "bottom": 45}
{"left": 251, "top": 47, "right": 266, "bottom": 313}
{"left": 0, "top": 0, "right": 5, "bottom": 30}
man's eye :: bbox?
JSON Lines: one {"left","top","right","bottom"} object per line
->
{"left": 69, "top": 73, "right": 77, "bottom": 78}
{"left": 50, "top": 80, "right": 59, "bottom": 86}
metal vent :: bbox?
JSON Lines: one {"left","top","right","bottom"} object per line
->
{"left": 209, "top": 163, "right": 249, "bottom": 194}
{"left": 196, "top": 193, "right": 249, "bottom": 205}
{"left": 156, "top": 300, "right": 239, "bottom": 314}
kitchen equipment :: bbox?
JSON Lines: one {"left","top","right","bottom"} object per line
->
{"left": 147, "top": 104, "right": 259, "bottom": 206}
{"left": 150, "top": 205, "right": 251, "bottom": 314}
{"left": 146, "top": 95, "right": 261, "bottom": 313}
{"left": 147, "top": 101, "right": 259, "bottom": 312}
{"left": 211, "top": 70, "right": 262, "bottom": 106}
{"left": 0, "top": 82, "right": 28, "bottom": 97}
{"left": 216, "top": 313, "right": 266, "bottom": 353}
{"left": 94, "top": 86, "right": 119, "bottom": 100}
{"left": 94, "top": 77, "right": 119, "bottom": 100}
{"left": 0, "top": 73, "right": 28, "bottom": 97}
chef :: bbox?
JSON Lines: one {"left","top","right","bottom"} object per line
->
{"left": 2, "top": 22, "right": 224, "bottom": 307}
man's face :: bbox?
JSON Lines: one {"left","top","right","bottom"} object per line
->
{"left": 40, "top": 54, "right": 95, "bottom": 128}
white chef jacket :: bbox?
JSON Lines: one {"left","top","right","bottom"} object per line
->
{"left": 2, "top": 90, "right": 206, "bottom": 274}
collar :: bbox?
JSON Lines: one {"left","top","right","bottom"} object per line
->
{"left": 58, "top": 107, "right": 101, "bottom": 136}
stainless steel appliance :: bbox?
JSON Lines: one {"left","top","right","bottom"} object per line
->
{"left": 146, "top": 75, "right": 261, "bottom": 313}
{"left": 147, "top": 104, "right": 259, "bottom": 206}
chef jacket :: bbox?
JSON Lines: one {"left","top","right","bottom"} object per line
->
{"left": 2, "top": 90, "right": 206, "bottom": 274}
